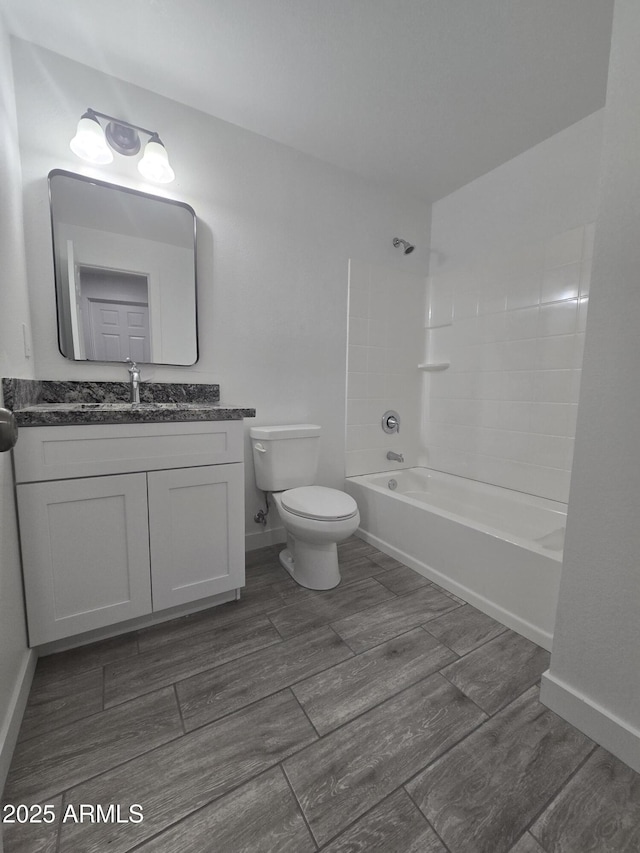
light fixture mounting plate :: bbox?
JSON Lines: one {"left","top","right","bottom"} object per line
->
{"left": 105, "top": 121, "right": 141, "bottom": 156}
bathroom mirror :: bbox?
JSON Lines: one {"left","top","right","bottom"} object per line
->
{"left": 49, "top": 169, "right": 198, "bottom": 365}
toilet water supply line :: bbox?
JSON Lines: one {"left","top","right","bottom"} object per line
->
{"left": 254, "top": 492, "right": 270, "bottom": 526}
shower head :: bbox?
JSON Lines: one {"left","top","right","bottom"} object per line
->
{"left": 393, "top": 237, "right": 415, "bottom": 255}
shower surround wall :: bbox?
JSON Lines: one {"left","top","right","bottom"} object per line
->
{"left": 421, "top": 111, "right": 604, "bottom": 504}
{"left": 346, "top": 260, "right": 425, "bottom": 477}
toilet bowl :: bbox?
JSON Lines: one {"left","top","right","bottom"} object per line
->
{"left": 273, "top": 486, "right": 359, "bottom": 589}
{"left": 249, "top": 424, "right": 360, "bottom": 590}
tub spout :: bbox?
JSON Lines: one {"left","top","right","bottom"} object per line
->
{"left": 386, "top": 451, "right": 404, "bottom": 463}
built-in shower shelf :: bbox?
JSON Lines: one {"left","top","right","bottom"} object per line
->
{"left": 418, "top": 362, "right": 450, "bottom": 371}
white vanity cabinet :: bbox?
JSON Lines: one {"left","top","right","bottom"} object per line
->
{"left": 14, "top": 420, "right": 245, "bottom": 646}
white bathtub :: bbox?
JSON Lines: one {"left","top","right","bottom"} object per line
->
{"left": 345, "top": 468, "right": 565, "bottom": 650}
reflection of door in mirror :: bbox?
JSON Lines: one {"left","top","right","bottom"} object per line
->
{"left": 77, "top": 266, "right": 152, "bottom": 362}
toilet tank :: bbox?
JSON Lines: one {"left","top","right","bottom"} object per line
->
{"left": 249, "top": 424, "right": 321, "bottom": 491}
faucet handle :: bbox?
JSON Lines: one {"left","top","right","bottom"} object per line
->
{"left": 125, "top": 357, "right": 139, "bottom": 374}
{"left": 382, "top": 410, "right": 401, "bottom": 434}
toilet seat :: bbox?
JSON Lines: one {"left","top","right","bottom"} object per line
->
{"left": 281, "top": 486, "right": 358, "bottom": 521}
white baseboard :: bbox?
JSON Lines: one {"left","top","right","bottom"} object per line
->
{"left": 245, "top": 526, "right": 286, "bottom": 551}
{"left": 0, "top": 649, "right": 37, "bottom": 794}
{"left": 541, "top": 670, "right": 640, "bottom": 774}
{"left": 354, "top": 527, "right": 553, "bottom": 651}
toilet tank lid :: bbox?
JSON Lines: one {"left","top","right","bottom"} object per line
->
{"left": 249, "top": 424, "right": 321, "bottom": 440}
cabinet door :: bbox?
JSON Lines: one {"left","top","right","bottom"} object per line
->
{"left": 147, "top": 463, "right": 245, "bottom": 611}
{"left": 17, "top": 474, "right": 152, "bottom": 646}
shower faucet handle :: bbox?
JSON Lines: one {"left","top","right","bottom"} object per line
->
{"left": 382, "top": 410, "right": 401, "bottom": 434}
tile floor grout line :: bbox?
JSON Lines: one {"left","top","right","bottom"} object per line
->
{"left": 485, "top": 677, "right": 552, "bottom": 719}
{"left": 172, "top": 683, "right": 187, "bottom": 735}
{"left": 287, "top": 682, "right": 326, "bottom": 738}
{"left": 438, "top": 659, "right": 550, "bottom": 720}
{"left": 509, "top": 830, "right": 551, "bottom": 853}
{"left": 14, "top": 691, "right": 170, "bottom": 752}
{"left": 311, "top": 782, "right": 420, "bottom": 850}
{"left": 173, "top": 624, "right": 483, "bottom": 745}
{"left": 264, "top": 610, "right": 283, "bottom": 637}
{"left": 15, "top": 683, "right": 107, "bottom": 747}
{"left": 417, "top": 623, "right": 463, "bottom": 659}
{"left": 375, "top": 579, "right": 433, "bottom": 596}
{"left": 167, "top": 681, "right": 326, "bottom": 741}
{"left": 330, "top": 621, "right": 456, "bottom": 659}
{"left": 399, "top": 710, "right": 491, "bottom": 793}
{"left": 403, "top": 672, "right": 597, "bottom": 793}
{"left": 129, "top": 608, "right": 283, "bottom": 656}
{"left": 395, "top": 683, "right": 588, "bottom": 853}
{"left": 53, "top": 794, "right": 64, "bottom": 853}
{"left": 314, "top": 658, "right": 466, "bottom": 736}
{"left": 177, "top": 654, "right": 346, "bottom": 735}
{"left": 322, "top": 599, "right": 464, "bottom": 655}
{"left": 279, "top": 761, "right": 320, "bottom": 851}
{"left": 520, "top": 743, "right": 599, "bottom": 849}
{"left": 421, "top": 619, "right": 509, "bottom": 659}
{"left": 261, "top": 576, "right": 402, "bottom": 626}
{"left": 118, "top": 762, "right": 307, "bottom": 853}
{"left": 421, "top": 602, "right": 466, "bottom": 626}
{"left": 430, "top": 668, "right": 493, "bottom": 718}
{"left": 16, "top": 727, "right": 190, "bottom": 808}
{"left": 402, "top": 782, "right": 455, "bottom": 853}
{"left": 103, "top": 635, "right": 286, "bottom": 710}
{"left": 176, "top": 641, "right": 359, "bottom": 734}
{"left": 273, "top": 669, "right": 482, "bottom": 763}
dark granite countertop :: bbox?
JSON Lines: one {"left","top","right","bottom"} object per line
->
{"left": 2, "top": 379, "right": 255, "bottom": 427}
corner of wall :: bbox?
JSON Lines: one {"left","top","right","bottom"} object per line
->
{"left": 540, "top": 670, "right": 640, "bottom": 774}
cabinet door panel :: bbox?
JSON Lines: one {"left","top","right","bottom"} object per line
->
{"left": 148, "top": 463, "right": 244, "bottom": 610}
{"left": 17, "top": 474, "right": 152, "bottom": 645}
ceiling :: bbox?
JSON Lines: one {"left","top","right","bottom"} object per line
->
{"left": 2, "top": 0, "right": 614, "bottom": 203}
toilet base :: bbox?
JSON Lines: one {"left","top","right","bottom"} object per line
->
{"left": 279, "top": 537, "right": 341, "bottom": 590}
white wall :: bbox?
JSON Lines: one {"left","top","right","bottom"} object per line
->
{"left": 346, "top": 260, "right": 425, "bottom": 476}
{"left": 0, "top": 16, "right": 35, "bottom": 795}
{"left": 422, "top": 112, "right": 603, "bottom": 502}
{"left": 10, "top": 38, "right": 430, "bottom": 547}
{"left": 541, "top": 0, "right": 640, "bottom": 773}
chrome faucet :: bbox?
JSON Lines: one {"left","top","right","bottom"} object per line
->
{"left": 125, "top": 358, "right": 141, "bottom": 405}
{"left": 387, "top": 450, "right": 404, "bottom": 463}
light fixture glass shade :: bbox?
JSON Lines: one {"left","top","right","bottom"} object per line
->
{"left": 69, "top": 115, "right": 113, "bottom": 164}
{"left": 138, "top": 138, "right": 175, "bottom": 183}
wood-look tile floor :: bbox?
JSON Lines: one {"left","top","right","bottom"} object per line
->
{"left": 3, "top": 537, "right": 640, "bottom": 852}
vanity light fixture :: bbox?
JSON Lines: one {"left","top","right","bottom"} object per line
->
{"left": 70, "top": 108, "right": 175, "bottom": 183}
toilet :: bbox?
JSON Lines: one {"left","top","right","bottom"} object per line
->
{"left": 249, "top": 424, "right": 360, "bottom": 589}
